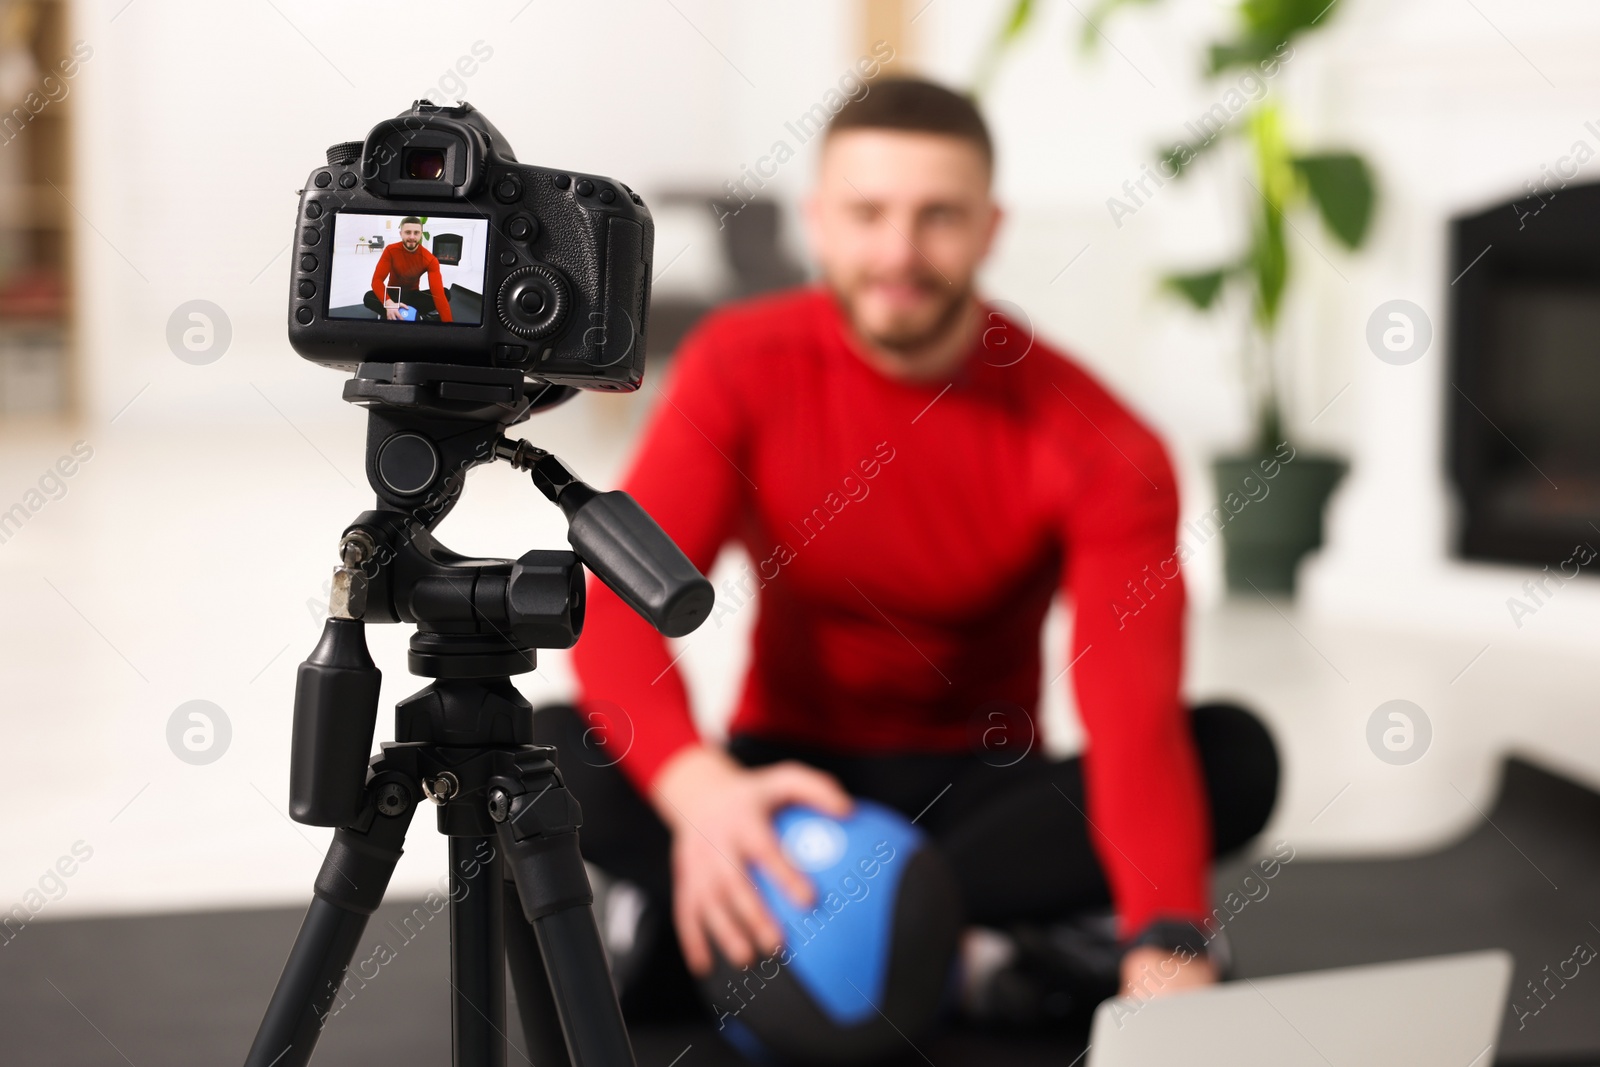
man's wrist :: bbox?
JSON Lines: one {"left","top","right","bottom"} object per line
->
{"left": 1125, "top": 917, "right": 1211, "bottom": 960}
{"left": 649, "top": 742, "right": 732, "bottom": 829}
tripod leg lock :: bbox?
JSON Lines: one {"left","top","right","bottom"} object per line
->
{"left": 489, "top": 749, "right": 594, "bottom": 922}
{"left": 312, "top": 768, "right": 419, "bottom": 915}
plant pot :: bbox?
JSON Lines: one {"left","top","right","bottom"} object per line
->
{"left": 1211, "top": 451, "right": 1347, "bottom": 595}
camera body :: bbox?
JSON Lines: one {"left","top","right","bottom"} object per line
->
{"left": 288, "top": 101, "right": 653, "bottom": 391}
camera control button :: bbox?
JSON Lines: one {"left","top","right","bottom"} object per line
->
{"left": 314, "top": 171, "right": 332, "bottom": 188}
{"left": 299, "top": 253, "right": 318, "bottom": 272}
{"left": 576, "top": 180, "right": 594, "bottom": 196}
{"left": 494, "top": 343, "right": 529, "bottom": 363}
{"left": 297, "top": 279, "right": 317, "bottom": 299}
{"left": 554, "top": 174, "right": 571, "bottom": 190}
{"left": 494, "top": 176, "right": 523, "bottom": 203}
{"left": 302, "top": 227, "right": 321, "bottom": 246}
{"left": 305, "top": 202, "right": 323, "bottom": 219}
{"left": 507, "top": 216, "right": 537, "bottom": 241}
{"left": 497, "top": 264, "right": 570, "bottom": 340}
{"left": 498, "top": 250, "right": 517, "bottom": 267}
{"left": 295, "top": 306, "right": 314, "bottom": 325}
{"left": 599, "top": 188, "right": 615, "bottom": 203}
{"left": 337, "top": 172, "right": 357, "bottom": 189}
{"left": 516, "top": 288, "right": 546, "bottom": 317}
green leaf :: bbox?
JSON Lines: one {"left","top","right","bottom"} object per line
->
{"left": 1207, "top": 0, "right": 1343, "bottom": 73}
{"left": 974, "top": 0, "right": 1037, "bottom": 90}
{"left": 1240, "top": 0, "right": 1341, "bottom": 39}
{"left": 1163, "top": 268, "right": 1231, "bottom": 309}
{"left": 1001, "top": 0, "right": 1036, "bottom": 43}
{"left": 1157, "top": 128, "right": 1230, "bottom": 180}
{"left": 1206, "top": 33, "right": 1282, "bottom": 73}
{"left": 1292, "top": 152, "right": 1376, "bottom": 249}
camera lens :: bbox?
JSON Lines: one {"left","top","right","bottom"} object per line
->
{"left": 405, "top": 148, "right": 447, "bottom": 180}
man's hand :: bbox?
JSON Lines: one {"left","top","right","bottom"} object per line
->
{"left": 651, "top": 745, "right": 853, "bottom": 976}
{"left": 1119, "top": 945, "right": 1217, "bottom": 999}
{"left": 383, "top": 300, "right": 409, "bottom": 321}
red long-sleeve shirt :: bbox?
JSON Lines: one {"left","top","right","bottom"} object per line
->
{"left": 370, "top": 241, "right": 453, "bottom": 322}
{"left": 572, "top": 287, "right": 1210, "bottom": 937}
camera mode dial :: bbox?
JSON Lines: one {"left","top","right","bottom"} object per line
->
{"left": 325, "top": 141, "right": 363, "bottom": 166}
{"left": 498, "top": 264, "right": 569, "bottom": 340}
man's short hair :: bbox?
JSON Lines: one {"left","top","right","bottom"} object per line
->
{"left": 399, "top": 216, "right": 422, "bottom": 227}
{"left": 825, "top": 78, "right": 993, "bottom": 170}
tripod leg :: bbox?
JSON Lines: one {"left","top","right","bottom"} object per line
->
{"left": 504, "top": 876, "right": 574, "bottom": 1067}
{"left": 529, "top": 909, "right": 637, "bottom": 1067}
{"left": 451, "top": 836, "right": 507, "bottom": 1067}
{"left": 491, "top": 750, "right": 637, "bottom": 1067}
{"left": 245, "top": 774, "right": 419, "bottom": 1067}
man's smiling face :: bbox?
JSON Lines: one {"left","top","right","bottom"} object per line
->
{"left": 805, "top": 129, "right": 999, "bottom": 358}
{"left": 399, "top": 222, "right": 423, "bottom": 251}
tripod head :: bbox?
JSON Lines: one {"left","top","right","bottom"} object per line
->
{"left": 288, "top": 361, "right": 713, "bottom": 826}
{"left": 340, "top": 361, "right": 711, "bottom": 656}
{"left": 342, "top": 361, "right": 707, "bottom": 643}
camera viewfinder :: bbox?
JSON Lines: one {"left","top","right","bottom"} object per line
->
{"left": 405, "top": 148, "right": 447, "bottom": 180}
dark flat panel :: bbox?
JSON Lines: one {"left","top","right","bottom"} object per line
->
{"left": 1450, "top": 183, "right": 1600, "bottom": 567}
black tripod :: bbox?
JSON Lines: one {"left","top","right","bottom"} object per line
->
{"left": 245, "top": 361, "right": 713, "bottom": 1067}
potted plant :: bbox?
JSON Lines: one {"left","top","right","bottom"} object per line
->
{"left": 986, "top": 0, "right": 1377, "bottom": 593}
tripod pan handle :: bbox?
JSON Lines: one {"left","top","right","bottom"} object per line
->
{"left": 564, "top": 489, "right": 713, "bottom": 639}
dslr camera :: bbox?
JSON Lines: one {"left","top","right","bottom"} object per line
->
{"left": 287, "top": 100, "right": 653, "bottom": 391}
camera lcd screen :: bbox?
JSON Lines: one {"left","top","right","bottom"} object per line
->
{"left": 327, "top": 212, "right": 489, "bottom": 326}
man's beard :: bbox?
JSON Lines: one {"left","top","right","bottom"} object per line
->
{"left": 403, "top": 239, "right": 420, "bottom": 250}
{"left": 833, "top": 273, "right": 973, "bottom": 354}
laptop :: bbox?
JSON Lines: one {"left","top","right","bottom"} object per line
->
{"left": 1088, "top": 950, "right": 1512, "bottom": 1066}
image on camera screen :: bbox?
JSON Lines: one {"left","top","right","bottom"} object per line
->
{"left": 327, "top": 212, "right": 489, "bottom": 326}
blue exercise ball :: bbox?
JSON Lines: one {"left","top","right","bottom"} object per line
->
{"left": 699, "top": 800, "right": 962, "bottom": 1064}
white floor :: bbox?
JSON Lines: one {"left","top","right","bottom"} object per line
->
{"left": 2, "top": 403, "right": 1596, "bottom": 921}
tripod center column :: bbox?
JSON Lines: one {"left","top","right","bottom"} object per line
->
{"left": 450, "top": 835, "right": 508, "bottom": 1066}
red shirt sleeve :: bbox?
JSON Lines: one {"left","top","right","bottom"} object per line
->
{"left": 371, "top": 245, "right": 395, "bottom": 305}
{"left": 1056, "top": 374, "right": 1211, "bottom": 940}
{"left": 570, "top": 319, "right": 749, "bottom": 791}
{"left": 426, "top": 252, "right": 452, "bottom": 323}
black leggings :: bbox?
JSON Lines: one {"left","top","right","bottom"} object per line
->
{"left": 362, "top": 287, "right": 438, "bottom": 320}
{"left": 534, "top": 701, "right": 1278, "bottom": 1007}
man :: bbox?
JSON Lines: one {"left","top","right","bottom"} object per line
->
{"left": 556, "top": 79, "right": 1278, "bottom": 1020}
{"left": 364, "top": 217, "right": 453, "bottom": 322}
